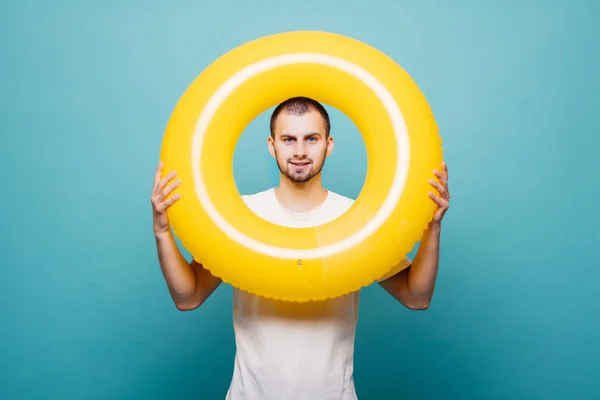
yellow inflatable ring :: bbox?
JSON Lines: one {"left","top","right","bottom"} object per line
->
{"left": 160, "top": 31, "right": 443, "bottom": 302}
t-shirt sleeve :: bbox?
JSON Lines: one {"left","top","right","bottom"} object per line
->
{"left": 375, "top": 256, "right": 412, "bottom": 282}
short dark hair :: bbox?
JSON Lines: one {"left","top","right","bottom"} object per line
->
{"left": 269, "top": 96, "right": 331, "bottom": 138}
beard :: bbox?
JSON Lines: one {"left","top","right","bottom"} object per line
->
{"left": 274, "top": 148, "right": 327, "bottom": 184}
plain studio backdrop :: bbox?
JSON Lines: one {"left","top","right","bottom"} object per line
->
{"left": 1, "top": 1, "right": 598, "bottom": 399}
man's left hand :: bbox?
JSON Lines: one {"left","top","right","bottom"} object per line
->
{"left": 428, "top": 161, "right": 450, "bottom": 226}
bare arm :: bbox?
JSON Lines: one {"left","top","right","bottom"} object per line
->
{"left": 155, "top": 230, "right": 222, "bottom": 311}
{"left": 379, "top": 223, "right": 441, "bottom": 309}
{"left": 379, "top": 162, "right": 450, "bottom": 310}
{"left": 151, "top": 161, "right": 221, "bottom": 311}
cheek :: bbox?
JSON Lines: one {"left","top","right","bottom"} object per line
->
{"left": 310, "top": 145, "right": 327, "bottom": 158}
{"left": 274, "top": 145, "right": 291, "bottom": 160}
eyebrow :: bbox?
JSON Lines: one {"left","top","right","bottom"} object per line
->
{"left": 279, "top": 131, "right": 322, "bottom": 138}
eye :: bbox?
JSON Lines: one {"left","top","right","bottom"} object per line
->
{"left": 308, "top": 136, "right": 317, "bottom": 143}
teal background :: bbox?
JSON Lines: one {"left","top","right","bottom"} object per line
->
{"left": 1, "top": 1, "right": 598, "bottom": 399}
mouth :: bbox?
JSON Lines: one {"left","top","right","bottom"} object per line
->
{"left": 289, "top": 161, "right": 311, "bottom": 170}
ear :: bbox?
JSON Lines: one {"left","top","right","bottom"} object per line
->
{"left": 267, "top": 136, "right": 276, "bottom": 159}
{"left": 325, "top": 135, "right": 335, "bottom": 158}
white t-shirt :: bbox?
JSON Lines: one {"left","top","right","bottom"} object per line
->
{"left": 225, "top": 188, "right": 410, "bottom": 400}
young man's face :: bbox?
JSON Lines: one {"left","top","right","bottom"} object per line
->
{"left": 268, "top": 110, "right": 334, "bottom": 184}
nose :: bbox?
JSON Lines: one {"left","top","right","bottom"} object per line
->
{"left": 293, "top": 141, "right": 308, "bottom": 158}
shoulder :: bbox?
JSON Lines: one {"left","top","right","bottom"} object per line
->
{"left": 325, "top": 190, "right": 355, "bottom": 210}
{"left": 241, "top": 188, "right": 274, "bottom": 202}
{"left": 241, "top": 188, "right": 276, "bottom": 213}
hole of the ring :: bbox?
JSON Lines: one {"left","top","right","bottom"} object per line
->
{"left": 233, "top": 102, "right": 367, "bottom": 224}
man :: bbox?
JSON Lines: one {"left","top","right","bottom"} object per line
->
{"left": 151, "top": 97, "right": 450, "bottom": 400}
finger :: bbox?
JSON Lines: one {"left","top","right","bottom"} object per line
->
{"left": 157, "top": 179, "right": 181, "bottom": 202}
{"left": 162, "top": 193, "right": 181, "bottom": 209}
{"left": 154, "top": 171, "right": 178, "bottom": 195}
{"left": 428, "top": 192, "right": 449, "bottom": 209}
{"left": 153, "top": 192, "right": 181, "bottom": 213}
{"left": 433, "top": 169, "right": 447, "bottom": 185}
{"left": 428, "top": 178, "right": 446, "bottom": 195}
{"left": 154, "top": 161, "right": 164, "bottom": 188}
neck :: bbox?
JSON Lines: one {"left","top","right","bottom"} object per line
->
{"left": 274, "top": 173, "right": 328, "bottom": 213}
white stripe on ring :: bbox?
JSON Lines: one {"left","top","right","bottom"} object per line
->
{"left": 192, "top": 53, "right": 409, "bottom": 260}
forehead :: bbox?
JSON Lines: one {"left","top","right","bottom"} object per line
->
{"left": 274, "top": 111, "right": 326, "bottom": 137}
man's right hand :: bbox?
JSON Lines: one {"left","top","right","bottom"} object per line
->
{"left": 151, "top": 161, "right": 181, "bottom": 236}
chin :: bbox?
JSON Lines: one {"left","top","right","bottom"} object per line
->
{"left": 290, "top": 171, "right": 318, "bottom": 184}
